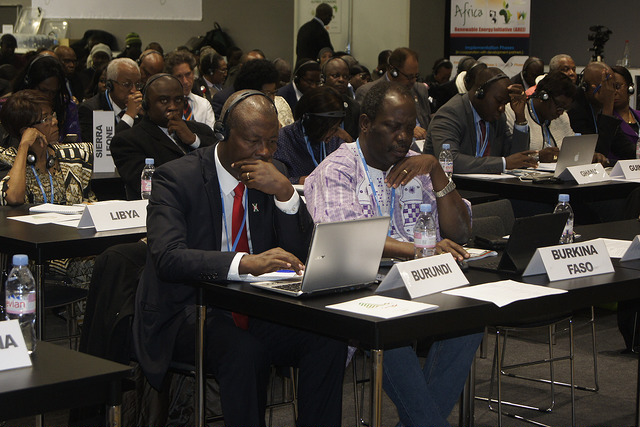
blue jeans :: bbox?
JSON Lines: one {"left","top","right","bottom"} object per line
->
{"left": 382, "top": 333, "right": 483, "bottom": 427}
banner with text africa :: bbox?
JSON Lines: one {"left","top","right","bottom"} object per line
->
{"left": 450, "top": 0, "right": 530, "bottom": 60}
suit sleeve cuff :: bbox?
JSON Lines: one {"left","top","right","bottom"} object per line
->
{"left": 226, "top": 252, "right": 246, "bottom": 280}
{"left": 274, "top": 190, "right": 300, "bottom": 214}
{"left": 190, "top": 135, "right": 201, "bottom": 149}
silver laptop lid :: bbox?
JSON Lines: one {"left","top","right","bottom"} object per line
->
{"left": 554, "top": 134, "right": 598, "bottom": 177}
{"left": 301, "top": 216, "right": 390, "bottom": 294}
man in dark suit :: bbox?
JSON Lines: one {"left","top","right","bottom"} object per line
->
{"left": 355, "top": 47, "right": 431, "bottom": 139}
{"left": 321, "top": 56, "right": 359, "bottom": 140}
{"left": 296, "top": 3, "right": 334, "bottom": 62}
{"left": 132, "top": 90, "right": 346, "bottom": 426}
{"left": 424, "top": 67, "right": 537, "bottom": 174}
{"left": 111, "top": 74, "right": 215, "bottom": 199}
{"left": 78, "top": 58, "right": 143, "bottom": 142}
{"left": 510, "top": 56, "right": 544, "bottom": 91}
{"left": 54, "top": 46, "right": 85, "bottom": 102}
{"left": 277, "top": 59, "right": 321, "bottom": 112}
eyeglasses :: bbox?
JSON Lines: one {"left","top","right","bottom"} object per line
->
{"left": 216, "top": 68, "right": 228, "bottom": 74}
{"left": 395, "top": 68, "right": 420, "bottom": 81}
{"left": 354, "top": 73, "right": 371, "bottom": 81}
{"left": 111, "top": 80, "right": 143, "bottom": 91}
{"left": 36, "top": 112, "right": 57, "bottom": 125}
{"left": 300, "top": 76, "right": 322, "bottom": 86}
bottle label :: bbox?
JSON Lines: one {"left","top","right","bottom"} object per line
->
{"left": 141, "top": 179, "right": 152, "bottom": 193}
{"left": 414, "top": 232, "right": 436, "bottom": 248}
{"left": 6, "top": 293, "right": 36, "bottom": 315}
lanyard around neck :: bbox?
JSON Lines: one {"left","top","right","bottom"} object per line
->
{"left": 356, "top": 140, "right": 394, "bottom": 236}
{"left": 588, "top": 104, "right": 599, "bottom": 133}
{"left": 474, "top": 119, "right": 489, "bottom": 157}
{"left": 528, "top": 99, "right": 555, "bottom": 148}
{"left": 30, "top": 165, "right": 54, "bottom": 204}
{"left": 303, "top": 133, "right": 327, "bottom": 167}
{"left": 219, "top": 183, "right": 248, "bottom": 252}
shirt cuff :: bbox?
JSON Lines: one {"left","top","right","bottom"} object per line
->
{"left": 190, "top": 135, "right": 201, "bottom": 149}
{"left": 121, "top": 114, "right": 134, "bottom": 127}
{"left": 274, "top": 189, "right": 300, "bottom": 214}
{"left": 514, "top": 123, "right": 529, "bottom": 132}
{"left": 226, "top": 252, "right": 246, "bottom": 281}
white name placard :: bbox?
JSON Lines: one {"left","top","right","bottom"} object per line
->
{"left": 523, "top": 239, "right": 614, "bottom": 281}
{"left": 621, "top": 235, "right": 640, "bottom": 262}
{"left": 0, "top": 320, "right": 32, "bottom": 371}
{"left": 78, "top": 200, "right": 147, "bottom": 232}
{"left": 610, "top": 159, "right": 640, "bottom": 180}
{"left": 92, "top": 111, "right": 116, "bottom": 173}
{"left": 558, "top": 163, "right": 608, "bottom": 184}
{"left": 376, "top": 253, "right": 468, "bottom": 299}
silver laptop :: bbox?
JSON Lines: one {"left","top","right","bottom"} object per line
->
{"left": 520, "top": 134, "right": 598, "bottom": 179}
{"left": 249, "top": 216, "right": 390, "bottom": 297}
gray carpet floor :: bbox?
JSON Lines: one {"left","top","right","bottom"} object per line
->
{"left": 3, "top": 306, "right": 638, "bottom": 426}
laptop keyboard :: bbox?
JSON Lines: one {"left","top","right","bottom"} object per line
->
{"left": 273, "top": 281, "right": 303, "bottom": 292}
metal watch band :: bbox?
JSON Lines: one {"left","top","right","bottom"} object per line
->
{"left": 435, "top": 179, "right": 456, "bottom": 198}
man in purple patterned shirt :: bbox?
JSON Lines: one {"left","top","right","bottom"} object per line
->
{"left": 305, "top": 81, "right": 482, "bottom": 426}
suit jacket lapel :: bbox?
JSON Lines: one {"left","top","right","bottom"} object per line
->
{"left": 201, "top": 150, "right": 223, "bottom": 250}
{"left": 140, "top": 117, "right": 187, "bottom": 157}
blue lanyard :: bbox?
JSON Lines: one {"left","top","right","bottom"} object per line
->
{"left": 474, "top": 119, "right": 489, "bottom": 157}
{"left": 528, "top": 100, "right": 555, "bottom": 148}
{"left": 219, "top": 183, "right": 249, "bottom": 252}
{"left": 30, "top": 165, "right": 54, "bottom": 204}
{"left": 303, "top": 134, "right": 326, "bottom": 167}
{"left": 355, "top": 140, "right": 394, "bottom": 236}
{"left": 588, "top": 104, "right": 599, "bottom": 133}
{"left": 105, "top": 89, "right": 114, "bottom": 111}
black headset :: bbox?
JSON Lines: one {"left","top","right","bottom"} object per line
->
{"left": 26, "top": 146, "right": 56, "bottom": 169}
{"left": 463, "top": 62, "right": 485, "bottom": 89}
{"left": 320, "top": 57, "right": 350, "bottom": 84}
{"left": 432, "top": 58, "right": 452, "bottom": 74}
{"left": 475, "top": 73, "right": 509, "bottom": 99}
{"left": 137, "top": 49, "right": 162, "bottom": 66}
{"left": 23, "top": 54, "right": 52, "bottom": 87}
{"left": 293, "top": 60, "right": 320, "bottom": 84}
{"left": 141, "top": 73, "right": 183, "bottom": 111}
{"left": 213, "top": 90, "right": 277, "bottom": 141}
{"left": 629, "top": 84, "right": 635, "bottom": 95}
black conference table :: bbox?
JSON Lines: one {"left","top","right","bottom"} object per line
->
{"left": 0, "top": 206, "right": 146, "bottom": 337}
{"left": 0, "top": 341, "right": 132, "bottom": 426}
{"left": 194, "top": 219, "right": 640, "bottom": 427}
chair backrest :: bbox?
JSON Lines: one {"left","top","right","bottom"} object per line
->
{"left": 472, "top": 199, "right": 515, "bottom": 235}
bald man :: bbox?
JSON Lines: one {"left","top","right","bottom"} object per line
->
{"left": 138, "top": 49, "right": 164, "bottom": 85}
{"left": 132, "top": 89, "right": 346, "bottom": 426}
{"left": 568, "top": 61, "right": 634, "bottom": 162}
{"left": 54, "top": 45, "right": 84, "bottom": 101}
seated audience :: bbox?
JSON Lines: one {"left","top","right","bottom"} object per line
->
{"left": 568, "top": 61, "right": 634, "bottom": 162}
{"left": 372, "top": 49, "right": 392, "bottom": 81}
{"left": 79, "top": 43, "right": 112, "bottom": 93}
{"left": 117, "top": 32, "right": 143, "bottom": 61}
{"left": 317, "top": 47, "right": 334, "bottom": 66}
{"left": 356, "top": 47, "right": 431, "bottom": 139}
{"left": 506, "top": 71, "right": 576, "bottom": 161}
{"left": 214, "top": 59, "right": 294, "bottom": 127}
{"left": 430, "top": 56, "right": 477, "bottom": 111}
{"left": 277, "top": 59, "right": 321, "bottom": 112}
{"left": 138, "top": 49, "right": 165, "bottom": 85}
{"left": 272, "top": 57, "right": 291, "bottom": 89}
{"left": 111, "top": 74, "right": 215, "bottom": 199}
{"left": 511, "top": 56, "right": 544, "bottom": 91}
{"left": 304, "top": 81, "right": 480, "bottom": 427}
{"left": 133, "top": 89, "right": 346, "bottom": 426}
{"left": 349, "top": 63, "right": 372, "bottom": 93}
{"left": 79, "top": 58, "right": 143, "bottom": 142}
{"left": 165, "top": 50, "right": 216, "bottom": 128}
{"left": 145, "top": 41, "right": 164, "bottom": 56}
{"left": 425, "top": 66, "right": 537, "bottom": 173}
{"left": 549, "top": 53, "right": 578, "bottom": 84}
{"left": 611, "top": 66, "right": 640, "bottom": 149}
{"left": 193, "top": 47, "right": 226, "bottom": 103}
{"left": 425, "top": 57, "right": 453, "bottom": 86}
{"left": 224, "top": 48, "right": 265, "bottom": 89}
{"left": 274, "top": 86, "right": 347, "bottom": 184}
{"left": 321, "top": 56, "right": 360, "bottom": 139}
{"left": 83, "top": 62, "right": 108, "bottom": 99}
{"left": 13, "top": 54, "right": 82, "bottom": 142}
{"left": 0, "top": 34, "right": 25, "bottom": 70}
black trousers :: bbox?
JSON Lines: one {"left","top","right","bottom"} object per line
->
{"left": 173, "top": 309, "right": 347, "bottom": 427}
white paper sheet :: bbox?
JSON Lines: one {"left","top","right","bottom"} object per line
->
{"left": 8, "top": 212, "right": 81, "bottom": 225}
{"left": 326, "top": 295, "right": 438, "bottom": 319}
{"left": 600, "top": 238, "right": 633, "bottom": 258}
{"left": 443, "top": 280, "right": 567, "bottom": 307}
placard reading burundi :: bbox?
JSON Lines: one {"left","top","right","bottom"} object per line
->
{"left": 33, "top": 0, "right": 202, "bottom": 20}
{"left": 450, "top": 0, "right": 530, "bottom": 59}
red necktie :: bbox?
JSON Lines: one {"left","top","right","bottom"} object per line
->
{"left": 479, "top": 120, "right": 491, "bottom": 157}
{"left": 231, "top": 182, "right": 250, "bottom": 329}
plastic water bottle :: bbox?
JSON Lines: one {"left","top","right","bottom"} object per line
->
{"left": 636, "top": 136, "right": 640, "bottom": 159}
{"left": 414, "top": 204, "right": 437, "bottom": 258}
{"left": 141, "top": 158, "right": 155, "bottom": 200}
{"left": 554, "top": 194, "right": 574, "bottom": 244}
{"left": 439, "top": 143, "right": 453, "bottom": 179}
{"left": 5, "top": 254, "right": 36, "bottom": 353}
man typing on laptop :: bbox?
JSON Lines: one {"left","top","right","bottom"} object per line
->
{"left": 304, "top": 81, "right": 482, "bottom": 427}
{"left": 133, "top": 90, "right": 346, "bottom": 426}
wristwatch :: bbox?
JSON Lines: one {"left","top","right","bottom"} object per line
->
{"left": 435, "top": 179, "right": 456, "bottom": 198}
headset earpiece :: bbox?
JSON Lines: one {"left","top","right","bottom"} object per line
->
{"left": 105, "top": 80, "right": 114, "bottom": 91}
{"left": 529, "top": 90, "right": 550, "bottom": 101}
{"left": 629, "top": 85, "right": 635, "bottom": 95}
{"left": 26, "top": 148, "right": 56, "bottom": 169}
{"left": 475, "top": 73, "right": 509, "bottom": 99}
{"left": 390, "top": 68, "right": 399, "bottom": 78}
{"left": 141, "top": 73, "right": 181, "bottom": 112}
